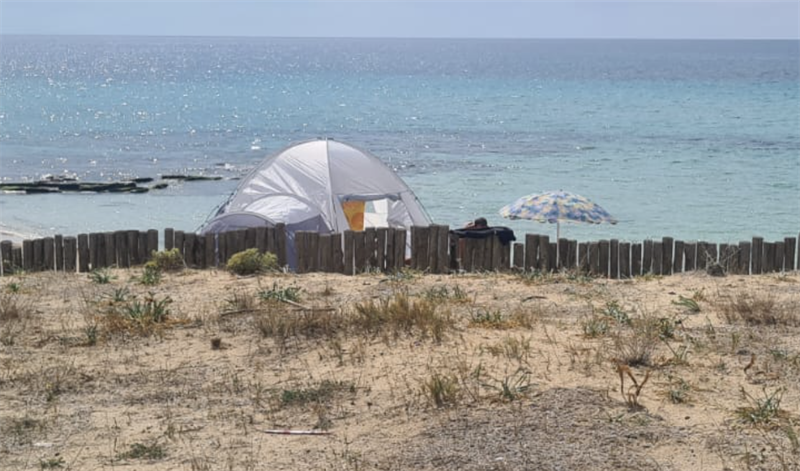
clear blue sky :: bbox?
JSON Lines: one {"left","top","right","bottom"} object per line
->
{"left": 1, "top": 1, "right": 798, "bottom": 39}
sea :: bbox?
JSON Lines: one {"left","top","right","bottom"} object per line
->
{"left": 1, "top": 36, "right": 798, "bottom": 244}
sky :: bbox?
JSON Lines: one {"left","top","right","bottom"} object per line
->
{"left": 0, "top": 1, "right": 798, "bottom": 39}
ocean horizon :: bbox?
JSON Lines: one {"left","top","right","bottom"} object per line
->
{"left": 1, "top": 35, "right": 798, "bottom": 244}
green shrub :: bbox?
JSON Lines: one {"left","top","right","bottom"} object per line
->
{"left": 226, "top": 249, "right": 278, "bottom": 275}
{"left": 147, "top": 248, "right": 184, "bottom": 272}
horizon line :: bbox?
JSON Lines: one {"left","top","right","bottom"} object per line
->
{"left": 2, "top": 33, "right": 798, "bottom": 41}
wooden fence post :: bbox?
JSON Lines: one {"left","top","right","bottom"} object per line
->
{"left": 1, "top": 241, "right": 12, "bottom": 275}
{"left": 684, "top": 242, "right": 696, "bottom": 271}
{"left": 147, "top": 230, "right": 159, "bottom": 259}
{"left": 599, "top": 240, "right": 610, "bottom": 278}
{"left": 673, "top": 240, "right": 684, "bottom": 274}
{"left": 524, "top": 234, "right": 538, "bottom": 272}
{"left": 642, "top": 240, "right": 653, "bottom": 275}
{"left": 184, "top": 233, "right": 196, "bottom": 268}
{"left": 437, "top": 225, "right": 449, "bottom": 274}
{"left": 114, "top": 231, "right": 128, "bottom": 268}
{"left": 344, "top": 230, "right": 355, "bottom": 275}
{"left": 319, "top": 234, "right": 333, "bottom": 272}
{"left": 610, "top": 239, "right": 619, "bottom": 279}
{"left": 204, "top": 233, "right": 216, "bottom": 268}
{"left": 738, "top": 241, "right": 751, "bottom": 275}
{"left": 619, "top": 242, "right": 631, "bottom": 279}
{"left": 579, "top": 242, "right": 590, "bottom": 274}
{"left": 332, "top": 232, "right": 344, "bottom": 273}
{"left": 88, "top": 233, "right": 99, "bottom": 271}
{"left": 77, "top": 234, "right": 90, "bottom": 273}
{"left": 22, "top": 239, "right": 33, "bottom": 272}
{"left": 539, "top": 235, "right": 550, "bottom": 272}
{"left": 376, "top": 228, "right": 388, "bottom": 272}
{"left": 394, "top": 229, "right": 406, "bottom": 271}
{"left": 43, "top": 237, "right": 54, "bottom": 271}
{"left": 763, "top": 242, "right": 775, "bottom": 273}
{"left": 589, "top": 242, "right": 600, "bottom": 276}
{"left": 63, "top": 237, "right": 77, "bottom": 273}
{"left": 784, "top": 236, "right": 796, "bottom": 271}
{"left": 751, "top": 237, "right": 763, "bottom": 274}
{"left": 662, "top": 236, "right": 673, "bottom": 276}
{"left": 631, "top": 243, "right": 642, "bottom": 277}
{"left": 558, "top": 238, "right": 569, "bottom": 271}
{"left": 513, "top": 243, "right": 524, "bottom": 270}
{"left": 275, "top": 223, "right": 287, "bottom": 268}
{"left": 126, "top": 230, "right": 139, "bottom": 266}
{"left": 164, "top": 228, "right": 174, "bottom": 251}
{"left": 567, "top": 239, "right": 577, "bottom": 270}
{"left": 55, "top": 234, "right": 64, "bottom": 271}
{"left": 103, "top": 233, "right": 114, "bottom": 268}
{"left": 652, "top": 241, "right": 663, "bottom": 275}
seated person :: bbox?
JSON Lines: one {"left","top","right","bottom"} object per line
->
{"left": 462, "top": 217, "right": 488, "bottom": 230}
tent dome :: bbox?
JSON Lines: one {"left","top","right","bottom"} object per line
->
{"left": 199, "top": 138, "right": 432, "bottom": 267}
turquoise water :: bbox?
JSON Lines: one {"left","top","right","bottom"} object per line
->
{"left": 1, "top": 36, "right": 798, "bottom": 242}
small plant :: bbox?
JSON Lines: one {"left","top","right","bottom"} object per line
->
{"left": 138, "top": 265, "right": 162, "bottom": 286}
{"left": 123, "top": 293, "right": 172, "bottom": 325}
{"left": 39, "top": 456, "right": 65, "bottom": 469}
{"left": 117, "top": 441, "right": 166, "bottom": 461}
{"left": 110, "top": 287, "right": 130, "bottom": 304}
{"left": 226, "top": 248, "right": 278, "bottom": 275}
{"left": 493, "top": 368, "right": 532, "bottom": 402}
{"left": 421, "top": 373, "right": 460, "bottom": 408}
{"left": 147, "top": 248, "right": 184, "bottom": 272}
{"left": 719, "top": 292, "right": 794, "bottom": 326}
{"left": 469, "top": 309, "right": 508, "bottom": 329}
{"left": 736, "top": 386, "right": 785, "bottom": 425}
{"left": 88, "top": 268, "right": 115, "bottom": 284}
{"left": 423, "top": 285, "right": 469, "bottom": 303}
{"left": 667, "top": 378, "right": 691, "bottom": 404}
{"left": 4, "top": 282, "right": 21, "bottom": 293}
{"left": 582, "top": 314, "right": 611, "bottom": 338}
{"left": 259, "top": 282, "right": 302, "bottom": 303}
{"left": 672, "top": 295, "right": 700, "bottom": 313}
{"left": 602, "top": 301, "right": 631, "bottom": 325}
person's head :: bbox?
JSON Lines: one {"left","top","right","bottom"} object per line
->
{"left": 473, "top": 217, "right": 488, "bottom": 228}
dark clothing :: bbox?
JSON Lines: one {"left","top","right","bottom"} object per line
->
{"left": 450, "top": 226, "right": 517, "bottom": 245}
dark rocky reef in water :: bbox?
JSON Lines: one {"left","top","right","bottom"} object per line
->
{"left": 0, "top": 174, "right": 223, "bottom": 194}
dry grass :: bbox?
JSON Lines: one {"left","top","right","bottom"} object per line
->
{"left": 0, "top": 269, "right": 799, "bottom": 471}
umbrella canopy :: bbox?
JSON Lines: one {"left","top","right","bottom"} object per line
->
{"left": 499, "top": 190, "right": 617, "bottom": 239}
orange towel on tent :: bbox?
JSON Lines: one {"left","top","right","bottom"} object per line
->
{"left": 341, "top": 200, "right": 365, "bottom": 231}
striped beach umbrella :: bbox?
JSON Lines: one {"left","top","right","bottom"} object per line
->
{"left": 499, "top": 190, "right": 617, "bottom": 240}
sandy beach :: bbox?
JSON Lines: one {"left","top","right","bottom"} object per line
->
{"left": 1, "top": 266, "right": 798, "bottom": 470}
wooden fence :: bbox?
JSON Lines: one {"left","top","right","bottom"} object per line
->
{"left": 1, "top": 225, "right": 798, "bottom": 278}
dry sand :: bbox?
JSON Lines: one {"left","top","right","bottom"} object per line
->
{"left": 1, "top": 267, "right": 799, "bottom": 470}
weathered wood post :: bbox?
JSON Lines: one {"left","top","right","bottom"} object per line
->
{"left": 33, "top": 239, "right": 44, "bottom": 271}
{"left": 642, "top": 240, "right": 653, "bottom": 275}
{"left": 344, "top": 230, "right": 355, "bottom": 275}
{"left": 684, "top": 242, "right": 697, "bottom": 271}
{"left": 204, "top": 233, "right": 216, "bottom": 268}
{"left": 275, "top": 223, "right": 287, "bottom": 268}
{"left": 652, "top": 241, "right": 663, "bottom": 275}
{"left": 0, "top": 240, "right": 12, "bottom": 275}
{"left": 436, "top": 225, "right": 449, "bottom": 274}
{"left": 751, "top": 237, "right": 763, "bottom": 274}
{"left": 376, "top": 228, "right": 388, "bottom": 272}
{"left": 631, "top": 243, "right": 642, "bottom": 277}
{"left": 579, "top": 242, "right": 590, "bottom": 274}
{"left": 43, "top": 237, "right": 55, "bottom": 271}
{"left": 672, "top": 240, "right": 684, "bottom": 274}
{"left": 55, "top": 234, "right": 64, "bottom": 271}
{"left": 332, "top": 232, "right": 344, "bottom": 273}
{"left": 63, "top": 237, "right": 77, "bottom": 273}
{"left": 599, "top": 240, "right": 610, "bottom": 278}
{"left": 21, "top": 239, "right": 33, "bottom": 272}
{"left": 662, "top": 236, "right": 673, "bottom": 276}
{"left": 610, "top": 239, "right": 619, "bottom": 279}
{"left": 164, "top": 228, "right": 174, "bottom": 251}
{"left": 524, "top": 234, "right": 539, "bottom": 272}
{"left": 184, "top": 233, "right": 196, "bottom": 268}
{"left": 77, "top": 234, "right": 90, "bottom": 273}
{"left": 103, "top": 233, "right": 115, "bottom": 268}
{"left": 126, "top": 230, "right": 139, "bottom": 266}
{"left": 785, "top": 236, "right": 796, "bottom": 271}
{"left": 619, "top": 242, "right": 631, "bottom": 279}
{"left": 539, "top": 235, "right": 551, "bottom": 273}
{"left": 147, "top": 229, "right": 159, "bottom": 259}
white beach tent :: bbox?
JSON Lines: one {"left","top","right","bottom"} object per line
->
{"left": 198, "top": 138, "right": 432, "bottom": 268}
